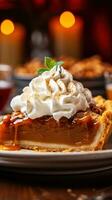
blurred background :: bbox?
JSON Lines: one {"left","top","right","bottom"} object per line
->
{"left": 0, "top": 0, "right": 112, "bottom": 64}
{"left": 0, "top": 0, "right": 112, "bottom": 112}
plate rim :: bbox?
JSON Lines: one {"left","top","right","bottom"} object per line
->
{"left": 0, "top": 149, "right": 112, "bottom": 159}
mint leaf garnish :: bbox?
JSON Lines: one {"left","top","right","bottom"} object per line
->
{"left": 38, "top": 57, "right": 64, "bottom": 75}
{"left": 38, "top": 68, "right": 49, "bottom": 75}
{"left": 44, "top": 57, "right": 56, "bottom": 69}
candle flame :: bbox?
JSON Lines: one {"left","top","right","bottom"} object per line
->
{"left": 59, "top": 11, "right": 75, "bottom": 28}
{"left": 0, "top": 19, "right": 14, "bottom": 35}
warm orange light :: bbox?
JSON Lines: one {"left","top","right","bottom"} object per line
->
{"left": 0, "top": 19, "right": 14, "bottom": 35}
{"left": 59, "top": 11, "right": 75, "bottom": 28}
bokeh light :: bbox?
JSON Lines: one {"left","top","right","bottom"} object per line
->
{"left": 0, "top": 19, "right": 14, "bottom": 35}
{"left": 59, "top": 11, "right": 75, "bottom": 28}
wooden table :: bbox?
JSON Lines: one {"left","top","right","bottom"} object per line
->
{"left": 0, "top": 170, "right": 112, "bottom": 200}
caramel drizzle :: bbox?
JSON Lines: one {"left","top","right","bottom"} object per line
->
{"left": 13, "top": 123, "right": 18, "bottom": 146}
{"left": 6, "top": 119, "right": 20, "bottom": 150}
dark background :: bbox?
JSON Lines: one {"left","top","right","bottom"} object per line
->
{"left": 0, "top": 0, "right": 112, "bottom": 63}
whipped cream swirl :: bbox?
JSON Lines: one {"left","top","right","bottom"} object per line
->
{"left": 11, "top": 66, "right": 93, "bottom": 121}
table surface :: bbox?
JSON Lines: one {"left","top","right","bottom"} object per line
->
{"left": 0, "top": 171, "right": 112, "bottom": 200}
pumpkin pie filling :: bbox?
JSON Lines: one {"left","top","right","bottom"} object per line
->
{"left": 0, "top": 103, "right": 109, "bottom": 151}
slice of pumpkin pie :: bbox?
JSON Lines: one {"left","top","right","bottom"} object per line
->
{"left": 0, "top": 58, "right": 112, "bottom": 151}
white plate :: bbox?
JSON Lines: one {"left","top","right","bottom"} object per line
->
{"left": 0, "top": 149, "right": 112, "bottom": 175}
